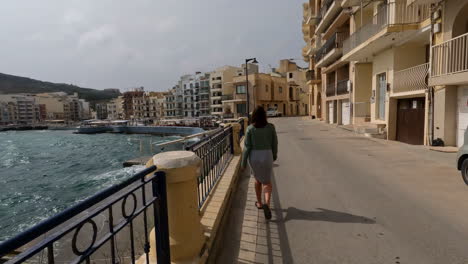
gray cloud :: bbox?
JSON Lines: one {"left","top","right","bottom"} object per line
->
{"left": 0, "top": 0, "right": 306, "bottom": 91}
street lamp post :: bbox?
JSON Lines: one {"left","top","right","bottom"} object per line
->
{"left": 245, "top": 58, "right": 258, "bottom": 118}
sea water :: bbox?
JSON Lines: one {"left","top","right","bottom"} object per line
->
{"left": 0, "top": 130, "right": 181, "bottom": 242}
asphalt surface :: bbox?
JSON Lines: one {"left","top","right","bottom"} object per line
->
{"left": 252, "top": 117, "right": 468, "bottom": 264}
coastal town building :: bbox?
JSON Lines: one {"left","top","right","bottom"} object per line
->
{"left": 0, "top": 102, "right": 17, "bottom": 125}
{"left": 164, "top": 85, "right": 184, "bottom": 119}
{"left": 179, "top": 72, "right": 212, "bottom": 118}
{"left": 122, "top": 88, "right": 145, "bottom": 119}
{"left": 96, "top": 103, "right": 108, "bottom": 120}
{"left": 303, "top": 0, "right": 436, "bottom": 145}
{"left": 428, "top": 0, "right": 468, "bottom": 147}
{"left": 107, "top": 97, "right": 123, "bottom": 120}
{"left": 35, "top": 92, "right": 89, "bottom": 121}
{"left": 132, "top": 92, "right": 166, "bottom": 122}
{"left": 209, "top": 66, "right": 245, "bottom": 117}
{"left": 0, "top": 94, "right": 41, "bottom": 124}
{"left": 275, "top": 59, "right": 309, "bottom": 116}
{"left": 224, "top": 71, "right": 287, "bottom": 118}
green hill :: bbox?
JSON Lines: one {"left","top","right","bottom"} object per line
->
{"left": 0, "top": 73, "right": 120, "bottom": 103}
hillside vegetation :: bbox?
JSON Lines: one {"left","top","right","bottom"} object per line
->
{"left": 0, "top": 73, "right": 120, "bottom": 103}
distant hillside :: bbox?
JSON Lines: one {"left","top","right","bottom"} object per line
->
{"left": 0, "top": 73, "right": 120, "bottom": 103}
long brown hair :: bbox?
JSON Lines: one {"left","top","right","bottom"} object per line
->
{"left": 251, "top": 106, "right": 267, "bottom": 128}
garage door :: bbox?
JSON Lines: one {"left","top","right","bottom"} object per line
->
{"left": 457, "top": 86, "right": 468, "bottom": 147}
{"left": 396, "top": 98, "right": 425, "bottom": 145}
{"left": 341, "top": 100, "right": 350, "bottom": 125}
{"left": 328, "top": 102, "right": 334, "bottom": 124}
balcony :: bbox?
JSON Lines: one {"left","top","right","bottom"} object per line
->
{"left": 315, "top": 0, "right": 343, "bottom": 34}
{"left": 306, "top": 69, "right": 321, "bottom": 84}
{"left": 393, "top": 63, "right": 429, "bottom": 95}
{"left": 430, "top": 32, "right": 468, "bottom": 86}
{"left": 336, "top": 79, "right": 349, "bottom": 95}
{"left": 315, "top": 32, "right": 348, "bottom": 67}
{"left": 221, "top": 95, "right": 234, "bottom": 101}
{"left": 342, "top": 2, "right": 430, "bottom": 62}
{"left": 326, "top": 82, "right": 336, "bottom": 97}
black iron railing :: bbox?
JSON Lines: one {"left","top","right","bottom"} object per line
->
{"left": 186, "top": 127, "right": 234, "bottom": 208}
{"left": 314, "top": 32, "right": 348, "bottom": 63}
{"left": 238, "top": 119, "right": 245, "bottom": 140}
{"left": 0, "top": 166, "right": 171, "bottom": 264}
{"left": 337, "top": 79, "right": 349, "bottom": 95}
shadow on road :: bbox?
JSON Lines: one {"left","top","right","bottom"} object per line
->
{"left": 281, "top": 207, "right": 376, "bottom": 224}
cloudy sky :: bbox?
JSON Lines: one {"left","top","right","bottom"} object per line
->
{"left": 0, "top": 0, "right": 306, "bottom": 91}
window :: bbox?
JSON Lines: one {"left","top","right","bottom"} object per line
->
{"left": 236, "top": 85, "right": 246, "bottom": 94}
{"left": 236, "top": 103, "right": 247, "bottom": 114}
{"left": 289, "top": 73, "right": 293, "bottom": 78}
{"left": 279, "top": 87, "right": 283, "bottom": 93}
{"left": 266, "top": 85, "right": 269, "bottom": 92}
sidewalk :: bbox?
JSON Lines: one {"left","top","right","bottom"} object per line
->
{"left": 215, "top": 169, "right": 293, "bottom": 264}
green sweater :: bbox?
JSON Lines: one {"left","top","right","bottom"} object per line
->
{"left": 241, "top": 123, "right": 278, "bottom": 168}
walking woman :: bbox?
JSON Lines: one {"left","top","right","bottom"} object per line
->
{"left": 241, "top": 106, "right": 278, "bottom": 220}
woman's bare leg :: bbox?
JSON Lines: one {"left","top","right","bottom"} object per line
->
{"left": 255, "top": 180, "right": 263, "bottom": 206}
{"left": 263, "top": 183, "right": 273, "bottom": 206}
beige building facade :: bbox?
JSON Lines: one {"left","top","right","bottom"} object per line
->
{"left": 428, "top": 0, "right": 468, "bottom": 147}
{"left": 303, "top": 0, "right": 436, "bottom": 145}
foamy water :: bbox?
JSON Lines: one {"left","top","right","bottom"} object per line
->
{"left": 0, "top": 130, "right": 182, "bottom": 242}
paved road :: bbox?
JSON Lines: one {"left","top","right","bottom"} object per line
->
{"left": 218, "top": 117, "right": 468, "bottom": 264}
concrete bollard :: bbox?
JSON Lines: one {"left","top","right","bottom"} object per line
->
{"left": 231, "top": 123, "right": 242, "bottom": 156}
{"left": 145, "top": 151, "right": 205, "bottom": 263}
{"left": 242, "top": 117, "right": 249, "bottom": 135}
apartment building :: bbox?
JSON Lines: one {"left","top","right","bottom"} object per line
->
{"left": 35, "top": 92, "right": 88, "bottom": 121}
{"left": 304, "top": 0, "right": 431, "bottom": 145}
{"left": 276, "top": 59, "right": 309, "bottom": 116}
{"left": 180, "top": 72, "right": 211, "bottom": 118}
{"left": 210, "top": 66, "right": 245, "bottom": 117}
{"left": 224, "top": 72, "right": 289, "bottom": 118}
{"left": 122, "top": 88, "right": 145, "bottom": 119}
{"left": 0, "top": 102, "right": 18, "bottom": 125}
{"left": 164, "top": 85, "right": 184, "bottom": 119}
{"left": 96, "top": 103, "right": 108, "bottom": 120}
{"left": 132, "top": 92, "right": 166, "bottom": 122}
{"left": 0, "top": 94, "right": 41, "bottom": 124}
{"left": 107, "top": 97, "right": 123, "bottom": 120}
{"left": 303, "top": 1, "right": 322, "bottom": 119}
{"left": 428, "top": 0, "right": 468, "bottom": 147}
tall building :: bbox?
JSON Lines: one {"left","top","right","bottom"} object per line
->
{"left": 275, "top": 59, "right": 309, "bottom": 116}
{"left": 224, "top": 72, "right": 289, "bottom": 118}
{"left": 96, "top": 103, "right": 108, "bottom": 120}
{"left": 132, "top": 92, "right": 166, "bottom": 122}
{"left": 209, "top": 66, "right": 245, "bottom": 117}
{"left": 0, "top": 94, "right": 41, "bottom": 124}
{"left": 303, "top": 0, "right": 431, "bottom": 145}
{"left": 180, "top": 72, "right": 211, "bottom": 118}
{"left": 428, "top": 0, "right": 468, "bottom": 147}
{"left": 164, "top": 85, "right": 184, "bottom": 119}
{"left": 35, "top": 92, "right": 87, "bottom": 121}
{"left": 0, "top": 102, "right": 17, "bottom": 125}
{"left": 107, "top": 97, "right": 123, "bottom": 120}
{"left": 122, "top": 88, "right": 145, "bottom": 119}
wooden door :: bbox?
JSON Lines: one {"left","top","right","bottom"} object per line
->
{"left": 396, "top": 98, "right": 425, "bottom": 145}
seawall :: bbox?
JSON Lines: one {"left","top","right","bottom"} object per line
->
{"left": 76, "top": 126, "right": 205, "bottom": 136}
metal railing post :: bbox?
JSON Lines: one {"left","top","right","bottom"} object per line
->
{"left": 152, "top": 171, "right": 171, "bottom": 264}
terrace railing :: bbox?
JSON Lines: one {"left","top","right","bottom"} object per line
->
{"left": 431, "top": 32, "right": 468, "bottom": 77}
{"left": 314, "top": 32, "right": 348, "bottom": 63}
{"left": 337, "top": 79, "right": 350, "bottom": 95}
{"left": 186, "top": 126, "right": 234, "bottom": 208}
{"left": 394, "top": 63, "right": 429, "bottom": 93}
{"left": 343, "top": 2, "right": 430, "bottom": 55}
{"left": 0, "top": 166, "right": 171, "bottom": 264}
{"left": 326, "top": 82, "right": 336, "bottom": 97}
